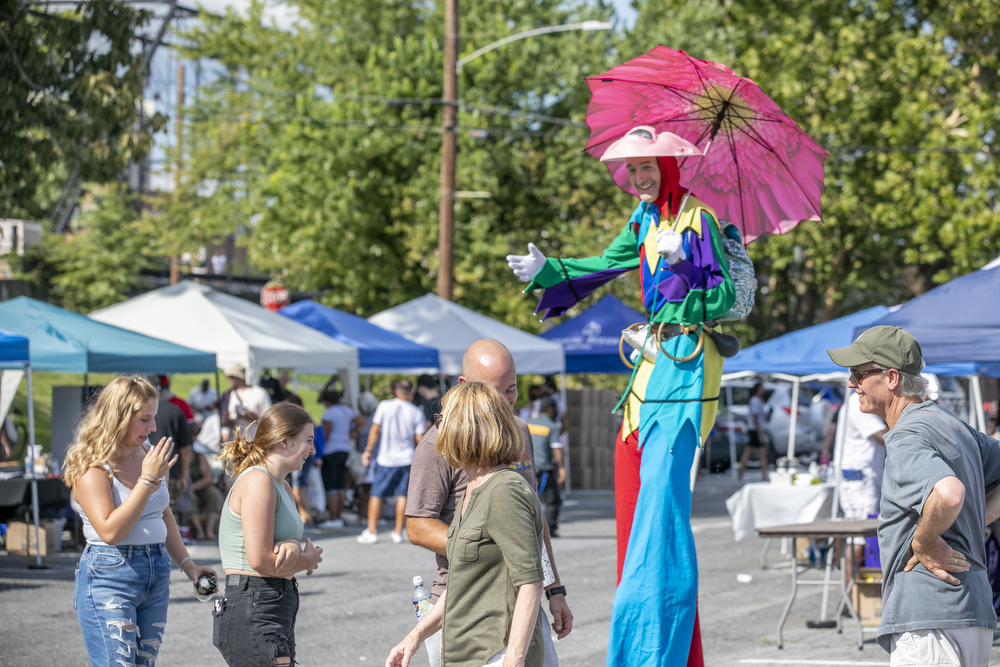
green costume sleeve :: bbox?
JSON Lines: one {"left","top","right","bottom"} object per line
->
{"left": 524, "top": 224, "right": 640, "bottom": 292}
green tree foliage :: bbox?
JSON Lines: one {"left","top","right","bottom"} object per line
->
{"left": 169, "top": 0, "right": 623, "bottom": 329}
{"left": 160, "top": 0, "right": 998, "bottom": 349}
{"left": 0, "top": 0, "right": 164, "bottom": 218}
{"left": 28, "top": 183, "right": 153, "bottom": 312}
{"left": 628, "top": 0, "right": 1000, "bottom": 342}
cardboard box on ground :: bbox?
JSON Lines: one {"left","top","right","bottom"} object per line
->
{"left": 5, "top": 519, "right": 66, "bottom": 556}
{"left": 852, "top": 567, "right": 882, "bottom": 627}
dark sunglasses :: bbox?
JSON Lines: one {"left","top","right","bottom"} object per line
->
{"left": 850, "top": 367, "right": 885, "bottom": 385}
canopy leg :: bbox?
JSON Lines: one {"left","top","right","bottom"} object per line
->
{"left": 26, "top": 366, "right": 46, "bottom": 570}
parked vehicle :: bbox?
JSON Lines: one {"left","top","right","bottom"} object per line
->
{"left": 719, "top": 380, "right": 824, "bottom": 460}
{"left": 703, "top": 408, "right": 750, "bottom": 472}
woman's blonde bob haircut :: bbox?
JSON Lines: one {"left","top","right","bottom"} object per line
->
{"left": 218, "top": 402, "right": 314, "bottom": 478}
{"left": 435, "top": 381, "right": 524, "bottom": 469}
{"left": 63, "top": 375, "right": 160, "bottom": 488}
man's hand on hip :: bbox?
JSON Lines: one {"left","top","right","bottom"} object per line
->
{"left": 905, "top": 536, "right": 969, "bottom": 585}
{"left": 548, "top": 594, "right": 573, "bottom": 639}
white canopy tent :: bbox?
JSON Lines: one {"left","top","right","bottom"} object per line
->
{"left": 90, "top": 282, "right": 361, "bottom": 406}
{"left": 369, "top": 294, "right": 566, "bottom": 376}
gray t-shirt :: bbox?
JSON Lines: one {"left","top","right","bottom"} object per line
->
{"left": 877, "top": 401, "right": 1000, "bottom": 650}
{"left": 405, "top": 420, "right": 536, "bottom": 603}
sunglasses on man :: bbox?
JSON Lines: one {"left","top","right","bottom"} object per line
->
{"left": 850, "top": 367, "right": 885, "bottom": 385}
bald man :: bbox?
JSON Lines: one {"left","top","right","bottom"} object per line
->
{"left": 406, "top": 339, "right": 573, "bottom": 667}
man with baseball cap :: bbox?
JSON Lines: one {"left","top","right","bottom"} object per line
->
{"left": 828, "top": 326, "right": 1000, "bottom": 665}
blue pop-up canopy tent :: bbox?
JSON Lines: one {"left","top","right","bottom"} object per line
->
{"left": 540, "top": 295, "right": 645, "bottom": 374}
{"left": 0, "top": 327, "right": 43, "bottom": 567}
{"left": 725, "top": 306, "right": 892, "bottom": 377}
{"left": 854, "top": 263, "right": 1000, "bottom": 365}
{"left": 279, "top": 300, "right": 439, "bottom": 373}
{"left": 0, "top": 296, "right": 217, "bottom": 374}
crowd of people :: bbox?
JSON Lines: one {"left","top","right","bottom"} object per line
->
{"left": 61, "top": 339, "right": 572, "bottom": 667}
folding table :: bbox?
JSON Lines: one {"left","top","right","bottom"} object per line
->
{"left": 756, "top": 518, "right": 878, "bottom": 650}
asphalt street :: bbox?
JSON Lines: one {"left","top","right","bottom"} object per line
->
{"left": 3, "top": 473, "right": 999, "bottom": 666}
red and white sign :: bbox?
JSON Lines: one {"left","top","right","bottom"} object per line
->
{"left": 260, "top": 281, "right": 291, "bottom": 312}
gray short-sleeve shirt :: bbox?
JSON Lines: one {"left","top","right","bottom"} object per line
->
{"left": 877, "top": 401, "right": 1000, "bottom": 650}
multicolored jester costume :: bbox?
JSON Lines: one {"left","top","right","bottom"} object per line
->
{"left": 509, "top": 128, "right": 736, "bottom": 666}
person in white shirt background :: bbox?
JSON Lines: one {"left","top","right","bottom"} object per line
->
{"left": 222, "top": 364, "right": 272, "bottom": 440}
{"left": 317, "top": 388, "right": 365, "bottom": 529}
{"left": 187, "top": 378, "right": 219, "bottom": 426}
{"left": 739, "top": 382, "right": 770, "bottom": 482}
{"left": 832, "top": 389, "right": 888, "bottom": 581}
{"left": 358, "top": 380, "right": 426, "bottom": 544}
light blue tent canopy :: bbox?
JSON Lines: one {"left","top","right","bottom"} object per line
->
{"left": 279, "top": 300, "right": 439, "bottom": 373}
{"left": 0, "top": 296, "right": 216, "bottom": 373}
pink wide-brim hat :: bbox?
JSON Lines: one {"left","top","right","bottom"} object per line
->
{"left": 599, "top": 125, "right": 702, "bottom": 162}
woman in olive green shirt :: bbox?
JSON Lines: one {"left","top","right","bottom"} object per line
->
{"left": 386, "top": 382, "right": 545, "bottom": 667}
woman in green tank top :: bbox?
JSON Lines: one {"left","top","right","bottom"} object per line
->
{"left": 213, "top": 402, "right": 324, "bottom": 667}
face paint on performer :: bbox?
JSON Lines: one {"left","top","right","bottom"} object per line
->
{"left": 625, "top": 155, "right": 688, "bottom": 217}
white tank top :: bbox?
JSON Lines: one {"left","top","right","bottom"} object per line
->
{"left": 71, "top": 463, "right": 170, "bottom": 545}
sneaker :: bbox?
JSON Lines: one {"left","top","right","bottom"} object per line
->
{"left": 390, "top": 531, "right": 405, "bottom": 544}
{"left": 318, "top": 519, "right": 345, "bottom": 529}
{"left": 356, "top": 529, "right": 378, "bottom": 544}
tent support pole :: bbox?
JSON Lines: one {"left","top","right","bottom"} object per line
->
{"left": 787, "top": 377, "right": 800, "bottom": 462}
{"left": 726, "top": 385, "right": 738, "bottom": 480}
{"left": 971, "top": 374, "right": 987, "bottom": 434}
{"left": 560, "top": 372, "right": 570, "bottom": 495}
{"left": 215, "top": 371, "right": 222, "bottom": 426}
{"left": 26, "top": 365, "right": 44, "bottom": 569}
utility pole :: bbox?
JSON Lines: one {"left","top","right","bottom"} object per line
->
{"left": 436, "top": 0, "right": 459, "bottom": 300}
{"left": 169, "top": 64, "right": 184, "bottom": 285}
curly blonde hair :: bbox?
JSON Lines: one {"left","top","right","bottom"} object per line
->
{"left": 218, "top": 402, "right": 314, "bottom": 478}
{"left": 435, "top": 381, "right": 524, "bottom": 469}
{"left": 62, "top": 375, "right": 160, "bottom": 488}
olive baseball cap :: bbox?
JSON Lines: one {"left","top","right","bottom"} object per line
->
{"left": 827, "top": 325, "right": 924, "bottom": 374}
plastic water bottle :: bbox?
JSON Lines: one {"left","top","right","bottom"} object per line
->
{"left": 412, "top": 576, "right": 431, "bottom": 619}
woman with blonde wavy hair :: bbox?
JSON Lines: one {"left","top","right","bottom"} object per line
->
{"left": 212, "top": 401, "right": 324, "bottom": 667}
{"left": 65, "top": 375, "right": 216, "bottom": 667}
{"left": 387, "top": 381, "right": 546, "bottom": 667}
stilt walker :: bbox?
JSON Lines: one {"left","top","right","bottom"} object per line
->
{"left": 509, "top": 44, "right": 827, "bottom": 666}
{"left": 508, "top": 126, "right": 737, "bottom": 666}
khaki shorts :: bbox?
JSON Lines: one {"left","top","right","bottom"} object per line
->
{"left": 889, "top": 627, "right": 993, "bottom": 667}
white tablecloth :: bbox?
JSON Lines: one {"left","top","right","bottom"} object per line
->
{"left": 725, "top": 482, "right": 835, "bottom": 542}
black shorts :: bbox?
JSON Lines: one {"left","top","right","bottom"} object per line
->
{"left": 214, "top": 575, "right": 299, "bottom": 667}
{"left": 748, "top": 430, "right": 765, "bottom": 449}
{"left": 321, "top": 451, "right": 350, "bottom": 492}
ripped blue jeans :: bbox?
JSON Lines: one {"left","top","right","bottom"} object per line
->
{"left": 74, "top": 543, "right": 171, "bottom": 667}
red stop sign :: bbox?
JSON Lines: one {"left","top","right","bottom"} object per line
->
{"left": 261, "top": 282, "right": 291, "bottom": 311}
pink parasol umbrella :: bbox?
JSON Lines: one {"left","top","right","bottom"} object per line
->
{"left": 585, "top": 45, "right": 828, "bottom": 243}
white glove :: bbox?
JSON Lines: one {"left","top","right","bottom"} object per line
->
{"left": 655, "top": 229, "right": 687, "bottom": 264}
{"left": 506, "top": 242, "right": 546, "bottom": 282}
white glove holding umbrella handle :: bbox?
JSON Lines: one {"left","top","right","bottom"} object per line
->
{"left": 506, "top": 242, "right": 547, "bottom": 282}
{"left": 655, "top": 229, "right": 687, "bottom": 264}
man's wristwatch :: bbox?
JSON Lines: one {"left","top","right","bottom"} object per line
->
{"left": 545, "top": 585, "right": 567, "bottom": 600}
